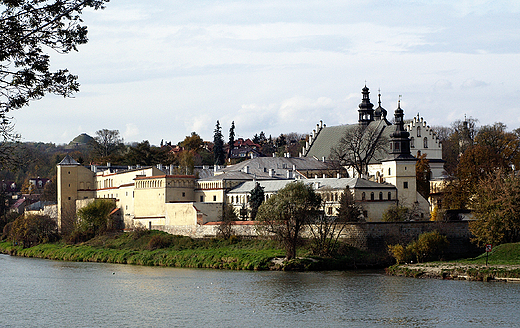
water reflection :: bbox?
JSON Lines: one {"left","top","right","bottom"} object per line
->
{"left": 2, "top": 254, "right": 520, "bottom": 327}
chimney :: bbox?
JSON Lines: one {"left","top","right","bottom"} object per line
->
{"left": 287, "top": 170, "right": 293, "bottom": 179}
{"left": 244, "top": 166, "right": 250, "bottom": 174}
{"left": 269, "top": 169, "right": 275, "bottom": 177}
{"left": 169, "top": 165, "right": 174, "bottom": 175}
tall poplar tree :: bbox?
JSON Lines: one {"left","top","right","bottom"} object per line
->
{"left": 228, "top": 121, "right": 235, "bottom": 159}
{"left": 213, "top": 120, "right": 225, "bottom": 166}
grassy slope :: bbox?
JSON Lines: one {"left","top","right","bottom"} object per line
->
{"left": 0, "top": 231, "right": 284, "bottom": 270}
{"left": 0, "top": 230, "right": 384, "bottom": 271}
{"left": 387, "top": 242, "right": 520, "bottom": 281}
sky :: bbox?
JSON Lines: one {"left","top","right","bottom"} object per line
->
{"left": 10, "top": 0, "right": 520, "bottom": 145}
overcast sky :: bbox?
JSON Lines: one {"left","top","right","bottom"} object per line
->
{"left": 11, "top": 0, "right": 520, "bottom": 145}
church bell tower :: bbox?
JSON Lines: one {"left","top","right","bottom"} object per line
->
{"left": 358, "top": 85, "right": 374, "bottom": 126}
{"left": 382, "top": 99, "right": 418, "bottom": 207}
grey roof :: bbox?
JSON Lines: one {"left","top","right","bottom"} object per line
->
{"left": 198, "top": 171, "right": 275, "bottom": 182}
{"left": 25, "top": 201, "right": 56, "bottom": 211}
{"left": 218, "top": 156, "right": 331, "bottom": 178}
{"left": 305, "top": 120, "right": 393, "bottom": 163}
{"left": 58, "top": 155, "right": 80, "bottom": 166}
{"left": 227, "top": 177, "right": 396, "bottom": 194}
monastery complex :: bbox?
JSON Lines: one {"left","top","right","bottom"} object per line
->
{"left": 57, "top": 86, "right": 444, "bottom": 235}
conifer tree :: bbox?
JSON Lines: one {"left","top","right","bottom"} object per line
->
{"left": 213, "top": 120, "right": 225, "bottom": 166}
{"left": 249, "top": 182, "right": 265, "bottom": 220}
{"left": 228, "top": 121, "right": 235, "bottom": 159}
{"left": 337, "top": 186, "right": 362, "bottom": 222}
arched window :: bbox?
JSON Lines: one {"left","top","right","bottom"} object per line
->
{"left": 417, "top": 126, "right": 421, "bottom": 137}
{"left": 388, "top": 192, "right": 392, "bottom": 200}
{"left": 362, "top": 192, "right": 366, "bottom": 200}
{"left": 370, "top": 192, "right": 374, "bottom": 201}
{"left": 379, "top": 192, "right": 383, "bottom": 200}
{"left": 410, "top": 137, "right": 415, "bottom": 148}
{"left": 388, "top": 168, "right": 391, "bottom": 175}
{"left": 423, "top": 137, "right": 428, "bottom": 148}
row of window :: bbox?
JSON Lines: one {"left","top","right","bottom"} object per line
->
{"left": 361, "top": 191, "right": 392, "bottom": 201}
{"left": 200, "top": 195, "right": 217, "bottom": 202}
{"left": 136, "top": 180, "right": 163, "bottom": 189}
{"left": 410, "top": 137, "right": 428, "bottom": 148}
{"left": 197, "top": 182, "right": 222, "bottom": 190}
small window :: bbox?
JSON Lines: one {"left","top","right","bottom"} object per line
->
{"left": 182, "top": 192, "right": 186, "bottom": 197}
{"left": 410, "top": 137, "right": 415, "bottom": 148}
{"left": 370, "top": 192, "right": 374, "bottom": 201}
{"left": 363, "top": 210, "right": 368, "bottom": 218}
{"left": 379, "top": 192, "right": 383, "bottom": 200}
{"left": 423, "top": 137, "right": 428, "bottom": 148}
{"left": 213, "top": 195, "right": 217, "bottom": 202}
{"left": 327, "top": 207, "right": 332, "bottom": 215}
{"left": 200, "top": 196, "right": 204, "bottom": 202}
{"left": 388, "top": 192, "right": 391, "bottom": 200}
{"left": 404, "top": 181, "right": 409, "bottom": 189}
{"left": 362, "top": 192, "right": 366, "bottom": 200}
{"left": 388, "top": 168, "right": 391, "bottom": 175}
{"left": 417, "top": 126, "right": 421, "bottom": 137}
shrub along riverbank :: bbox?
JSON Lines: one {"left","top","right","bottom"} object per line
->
{"left": 0, "top": 230, "right": 387, "bottom": 271}
{"left": 386, "top": 242, "right": 520, "bottom": 281}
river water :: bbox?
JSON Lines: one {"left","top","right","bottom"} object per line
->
{"left": 1, "top": 254, "right": 520, "bottom": 328}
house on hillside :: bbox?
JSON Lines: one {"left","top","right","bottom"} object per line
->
{"left": 228, "top": 138, "right": 262, "bottom": 160}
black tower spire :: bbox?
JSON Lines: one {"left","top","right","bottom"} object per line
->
{"left": 389, "top": 98, "right": 414, "bottom": 160}
{"left": 358, "top": 85, "right": 374, "bottom": 126}
{"left": 374, "top": 89, "right": 388, "bottom": 122}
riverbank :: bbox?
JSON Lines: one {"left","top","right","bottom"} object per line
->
{"left": 386, "top": 242, "right": 520, "bottom": 282}
{"left": 0, "top": 230, "right": 387, "bottom": 271}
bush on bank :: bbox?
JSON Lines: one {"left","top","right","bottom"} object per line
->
{"left": 388, "top": 231, "right": 449, "bottom": 264}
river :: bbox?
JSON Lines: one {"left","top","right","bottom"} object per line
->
{"left": 1, "top": 254, "right": 520, "bottom": 327}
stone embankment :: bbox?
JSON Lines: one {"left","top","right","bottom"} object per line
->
{"left": 387, "top": 263, "right": 520, "bottom": 282}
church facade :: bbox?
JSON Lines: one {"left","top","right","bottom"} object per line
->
{"left": 303, "top": 86, "right": 443, "bottom": 217}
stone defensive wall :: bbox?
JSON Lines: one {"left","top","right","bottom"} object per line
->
{"left": 151, "top": 220, "right": 478, "bottom": 257}
{"left": 337, "top": 221, "right": 479, "bottom": 257}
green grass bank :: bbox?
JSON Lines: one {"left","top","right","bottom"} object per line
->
{"left": 386, "top": 242, "right": 520, "bottom": 282}
{"left": 0, "top": 230, "right": 384, "bottom": 271}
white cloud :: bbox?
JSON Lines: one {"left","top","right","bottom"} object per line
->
{"left": 461, "top": 79, "right": 488, "bottom": 89}
{"left": 10, "top": 0, "right": 520, "bottom": 145}
{"left": 124, "top": 123, "right": 140, "bottom": 139}
{"left": 433, "top": 79, "right": 453, "bottom": 91}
